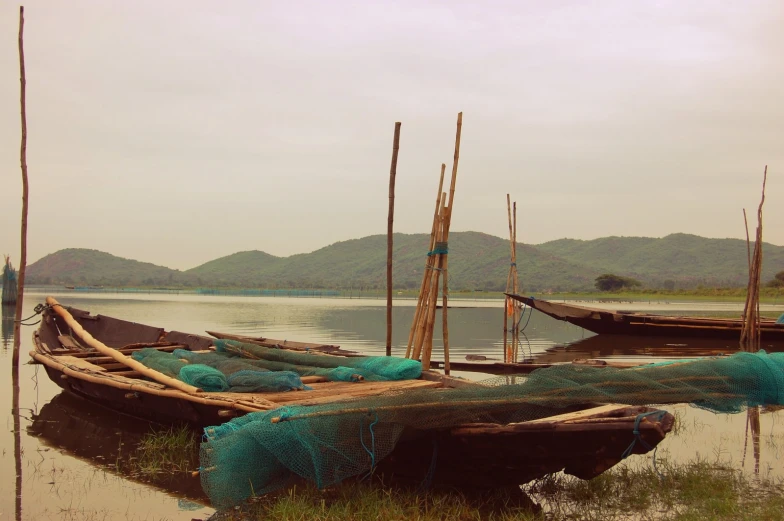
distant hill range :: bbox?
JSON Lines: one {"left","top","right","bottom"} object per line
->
{"left": 25, "top": 232, "right": 784, "bottom": 292}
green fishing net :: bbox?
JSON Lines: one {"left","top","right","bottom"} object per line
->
{"left": 134, "top": 349, "right": 305, "bottom": 392}
{"left": 200, "top": 350, "right": 784, "bottom": 509}
{"left": 214, "top": 339, "right": 422, "bottom": 380}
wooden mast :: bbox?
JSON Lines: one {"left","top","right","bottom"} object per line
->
{"left": 13, "top": 5, "right": 29, "bottom": 368}
{"left": 386, "top": 122, "right": 401, "bottom": 357}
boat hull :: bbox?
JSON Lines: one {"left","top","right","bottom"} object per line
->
{"left": 508, "top": 294, "right": 784, "bottom": 341}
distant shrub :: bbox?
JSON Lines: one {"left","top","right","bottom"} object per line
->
{"left": 595, "top": 274, "right": 642, "bottom": 292}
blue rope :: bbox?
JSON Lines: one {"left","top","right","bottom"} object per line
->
{"left": 360, "top": 410, "right": 379, "bottom": 476}
{"left": 419, "top": 438, "right": 439, "bottom": 492}
{"left": 621, "top": 410, "right": 667, "bottom": 459}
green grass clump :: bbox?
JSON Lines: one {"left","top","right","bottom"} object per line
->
{"left": 126, "top": 425, "right": 199, "bottom": 477}
{"left": 528, "top": 456, "right": 784, "bottom": 521}
{"left": 212, "top": 482, "right": 540, "bottom": 521}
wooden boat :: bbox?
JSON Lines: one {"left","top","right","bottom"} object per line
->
{"left": 31, "top": 297, "right": 674, "bottom": 491}
{"left": 508, "top": 293, "right": 784, "bottom": 341}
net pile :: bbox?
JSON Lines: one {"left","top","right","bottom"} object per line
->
{"left": 131, "top": 343, "right": 422, "bottom": 393}
{"left": 200, "top": 350, "right": 784, "bottom": 508}
{"left": 213, "top": 339, "right": 423, "bottom": 381}
{"left": 131, "top": 348, "right": 304, "bottom": 393}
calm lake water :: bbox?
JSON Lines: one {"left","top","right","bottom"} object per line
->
{"left": 1, "top": 291, "right": 782, "bottom": 520}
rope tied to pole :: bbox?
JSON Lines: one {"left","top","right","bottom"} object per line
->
{"left": 621, "top": 410, "right": 667, "bottom": 459}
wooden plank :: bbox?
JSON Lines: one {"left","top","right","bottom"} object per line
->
{"left": 275, "top": 380, "right": 443, "bottom": 407}
{"left": 58, "top": 335, "right": 83, "bottom": 350}
{"left": 522, "top": 404, "right": 630, "bottom": 425}
{"left": 66, "top": 344, "right": 184, "bottom": 358}
{"left": 56, "top": 355, "right": 108, "bottom": 372}
{"left": 219, "top": 379, "right": 442, "bottom": 407}
{"left": 206, "top": 331, "right": 346, "bottom": 353}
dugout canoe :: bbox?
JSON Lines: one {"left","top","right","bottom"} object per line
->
{"left": 507, "top": 293, "right": 784, "bottom": 341}
{"left": 30, "top": 297, "right": 673, "bottom": 492}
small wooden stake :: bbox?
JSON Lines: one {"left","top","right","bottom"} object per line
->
{"left": 13, "top": 5, "right": 29, "bottom": 369}
{"left": 740, "top": 166, "right": 766, "bottom": 348}
{"left": 503, "top": 195, "right": 520, "bottom": 362}
{"left": 386, "top": 122, "right": 401, "bottom": 357}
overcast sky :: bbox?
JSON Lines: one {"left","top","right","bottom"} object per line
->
{"left": 1, "top": 1, "right": 782, "bottom": 270}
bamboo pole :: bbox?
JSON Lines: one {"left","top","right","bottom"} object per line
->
{"left": 386, "top": 122, "right": 401, "bottom": 357}
{"left": 512, "top": 201, "right": 519, "bottom": 361}
{"left": 419, "top": 195, "right": 447, "bottom": 367}
{"left": 270, "top": 389, "right": 724, "bottom": 423}
{"left": 407, "top": 112, "right": 462, "bottom": 369}
{"left": 740, "top": 167, "right": 767, "bottom": 475}
{"left": 31, "top": 351, "right": 274, "bottom": 411}
{"left": 740, "top": 167, "right": 767, "bottom": 348}
{"left": 504, "top": 195, "right": 520, "bottom": 362}
{"left": 45, "top": 297, "right": 202, "bottom": 393}
{"left": 413, "top": 192, "right": 446, "bottom": 361}
{"left": 12, "top": 6, "right": 29, "bottom": 369}
{"left": 439, "top": 112, "right": 462, "bottom": 374}
{"left": 410, "top": 194, "right": 444, "bottom": 361}
{"left": 405, "top": 164, "right": 445, "bottom": 358}
{"left": 442, "top": 224, "right": 451, "bottom": 374}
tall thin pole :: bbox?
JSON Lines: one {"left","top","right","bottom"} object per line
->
{"left": 13, "top": 5, "right": 29, "bottom": 368}
{"left": 386, "top": 122, "right": 401, "bottom": 357}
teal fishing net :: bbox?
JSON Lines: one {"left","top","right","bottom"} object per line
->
{"left": 179, "top": 365, "right": 229, "bottom": 392}
{"left": 174, "top": 348, "right": 366, "bottom": 384}
{"left": 134, "top": 349, "right": 305, "bottom": 392}
{"left": 214, "top": 339, "right": 422, "bottom": 380}
{"left": 227, "top": 370, "right": 305, "bottom": 393}
{"left": 200, "top": 350, "right": 784, "bottom": 509}
{"left": 132, "top": 348, "right": 187, "bottom": 378}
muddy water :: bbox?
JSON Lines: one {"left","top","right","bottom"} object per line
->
{"left": 1, "top": 291, "right": 782, "bottom": 520}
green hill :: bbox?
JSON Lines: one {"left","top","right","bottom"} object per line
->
{"left": 181, "top": 232, "right": 599, "bottom": 291}
{"left": 25, "top": 232, "right": 784, "bottom": 291}
{"left": 187, "top": 250, "right": 282, "bottom": 286}
{"left": 26, "top": 248, "right": 195, "bottom": 287}
{"left": 537, "top": 233, "right": 784, "bottom": 288}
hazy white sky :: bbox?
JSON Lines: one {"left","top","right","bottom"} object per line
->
{"left": 1, "top": 1, "right": 782, "bottom": 270}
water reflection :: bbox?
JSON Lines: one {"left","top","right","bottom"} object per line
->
{"left": 28, "top": 393, "right": 206, "bottom": 501}
{"left": 13, "top": 351, "right": 22, "bottom": 521}
{"left": 3, "top": 303, "right": 16, "bottom": 349}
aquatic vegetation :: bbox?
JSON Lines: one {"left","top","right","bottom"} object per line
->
{"left": 123, "top": 425, "right": 199, "bottom": 477}
{"left": 206, "top": 457, "right": 784, "bottom": 521}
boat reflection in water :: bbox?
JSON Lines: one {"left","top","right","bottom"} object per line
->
{"left": 27, "top": 392, "right": 207, "bottom": 503}
{"left": 523, "top": 332, "right": 784, "bottom": 366}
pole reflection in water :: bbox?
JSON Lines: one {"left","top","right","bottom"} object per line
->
{"left": 12, "top": 341, "right": 22, "bottom": 521}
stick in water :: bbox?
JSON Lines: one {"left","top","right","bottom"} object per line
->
{"left": 386, "top": 122, "right": 401, "bottom": 357}
{"left": 13, "top": 5, "right": 29, "bottom": 368}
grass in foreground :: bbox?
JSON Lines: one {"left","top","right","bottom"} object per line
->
{"left": 119, "top": 424, "right": 200, "bottom": 478}
{"left": 209, "top": 457, "right": 784, "bottom": 521}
